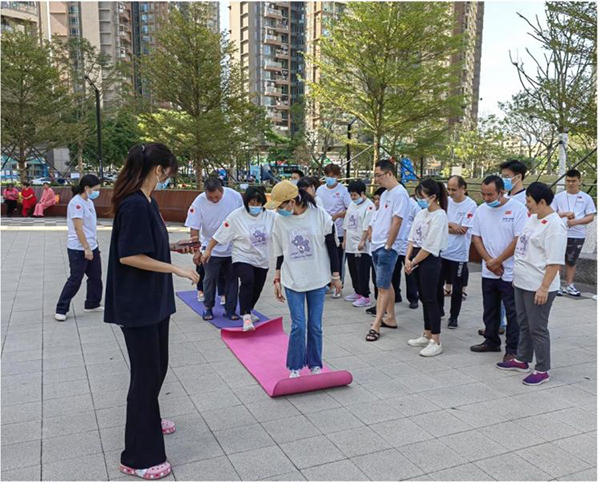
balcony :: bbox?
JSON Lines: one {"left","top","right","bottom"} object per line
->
{"left": 264, "top": 6, "right": 282, "bottom": 19}
{"left": 274, "top": 73, "right": 289, "bottom": 84}
{"left": 264, "top": 33, "right": 282, "bottom": 45}
{"left": 263, "top": 59, "right": 283, "bottom": 70}
{"left": 265, "top": 86, "right": 282, "bottom": 96}
{"left": 1, "top": 1, "right": 37, "bottom": 15}
{"left": 273, "top": 19, "right": 289, "bottom": 31}
{"left": 275, "top": 48, "right": 289, "bottom": 59}
{"left": 266, "top": 110, "right": 283, "bottom": 123}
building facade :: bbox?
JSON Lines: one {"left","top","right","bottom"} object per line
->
{"left": 0, "top": 1, "right": 38, "bottom": 33}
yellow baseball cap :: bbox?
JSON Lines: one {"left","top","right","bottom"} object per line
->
{"left": 264, "top": 180, "right": 299, "bottom": 209}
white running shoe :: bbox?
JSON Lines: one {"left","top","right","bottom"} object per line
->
{"left": 289, "top": 370, "right": 301, "bottom": 379}
{"left": 54, "top": 313, "right": 67, "bottom": 321}
{"left": 197, "top": 292, "right": 205, "bottom": 302}
{"left": 344, "top": 293, "right": 361, "bottom": 302}
{"left": 220, "top": 295, "right": 226, "bottom": 305}
{"left": 242, "top": 318, "right": 255, "bottom": 332}
{"left": 419, "top": 339, "right": 443, "bottom": 357}
{"left": 83, "top": 306, "right": 104, "bottom": 313}
{"left": 408, "top": 334, "right": 431, "bottom": 347}
{"left": 557, "top": 286, "right": 565, "bottom": 296}
{"left": 310, "top": 367, "right": 322, "bottom": 375}
{"left": 565, "top": 284, "right": 581, "bottom": 297}
{"left": 353, "top": 297, "right": 371, "bottom": 308}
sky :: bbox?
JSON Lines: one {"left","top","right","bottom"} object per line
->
{"left": 218, "top": 1, "right": 548, "bottom": 119}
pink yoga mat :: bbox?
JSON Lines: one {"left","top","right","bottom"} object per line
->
{"left": 221, "top": 317, "right": 353, "bottom": 397}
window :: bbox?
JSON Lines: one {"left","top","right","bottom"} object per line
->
{"left": 70, "top": 27, "right": 79, "bottom": 36}
{"left": 68, "top": 16, "right": 79, "bottom": 25}
{"left": 141, "top": 25, "right": 149, "bottom": 34}
{"left": 68, "top": 5, "right": 78, "bottom": 14}
{"left": 141, "top": 14, "right": 148, "bottom": 22}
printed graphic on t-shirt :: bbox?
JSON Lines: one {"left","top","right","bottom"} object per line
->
{"left": 502, "top": 209, "right": 515, "bottom": 223}
{"left": 347, "top": 214, "right": 358, "bottom": 230}
{"left": 289, "top": 230, "right": 313, "bottom": 260}
{"left": 414, "top": 223, "right": 424, "bottom": 246}
{"left": 515, "top": 229, "right": 532, "bottom": 257}
{"left": 250, "top": 225, "right": 268, "bottom": 247}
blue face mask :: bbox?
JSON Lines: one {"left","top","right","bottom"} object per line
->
{"left": 249, "top": 206, "right": 262, "bottom": 216}
{"left": 353, "top": 197, "right": 364, "bottom": 205}
{"left": 88, "top": 190, "right": 100, "bottom": 200}
{"left": 503, "top": 178, "right": 513, "bottom": 192}
{"left": 486, "top": 199, "right": 501, "bottom": 208}
{"left": 325, "top": 177, "right": 337, "bottom": 187}
{"left": 416, "top": 198, "right": 429, "bottom": 209}
{"left": 290, "top": 179, "right": 298, "bottom": 186}
{"left": 156, "top": 178, "right": 170, "bottom": 190}
{"left": 277, "top": 208, "right": 292, "bottom": 217}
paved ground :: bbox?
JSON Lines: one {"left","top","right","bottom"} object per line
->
{"left": 1, "top": 217, "right": 597, "bottom": 481}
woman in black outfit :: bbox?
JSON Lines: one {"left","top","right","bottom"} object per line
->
{"left": 104, "top": 143, "right": 199, "bottom": 480}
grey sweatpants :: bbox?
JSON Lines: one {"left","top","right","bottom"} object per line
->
{"left": 514, "top": 286, "right": 557, "bottom": 372}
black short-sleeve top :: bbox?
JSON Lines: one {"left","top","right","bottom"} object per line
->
{"left": 104, "top": 191, "right": 176, "bottom": 327}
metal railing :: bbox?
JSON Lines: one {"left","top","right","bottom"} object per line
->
{"left": 1, "top": 1, "right": 37, "bottom": 15}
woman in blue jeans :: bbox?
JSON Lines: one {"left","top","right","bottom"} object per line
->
{"left": 267, "top": 181, "right": 342, "bottom": 378}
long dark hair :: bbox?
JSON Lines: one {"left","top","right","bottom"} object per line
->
{"left": 72, "top": 174, "right": 101, "bottom": 196}
{"left": 111, "top": 143, "right": 177, "bottom": 214}
{"left": 417, "top": 178, "right": 448, "bottom": 212}
{"left": 295, "top": 188, "right": 317, "bottom": 208}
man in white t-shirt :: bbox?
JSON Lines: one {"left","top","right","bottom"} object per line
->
{"left": 186, "top": 177, "right": 243, "bottom": 320}
{"left": 439, "top": 175, "right": 477, "bottom": 329}
{"left": 470, "top": 175, "right": 528, "bottom": 360}
{"left": 316, "top": 164, "right": 351, "bottom": 297}
{"left": 500, "top": 159, "right": 528, "bottom": 206}
{"left": 365, "top": 159, "right": 409, "bottom": 341}
{"left": 550, "top": 169, "right": 596, "bottom": 297}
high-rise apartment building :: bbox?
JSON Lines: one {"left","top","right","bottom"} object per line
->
{"left": 1, "top": 1, "right": 38, "bottom": 33}
{"left": 229, "top": 1, "right": 305, "bottom": 136}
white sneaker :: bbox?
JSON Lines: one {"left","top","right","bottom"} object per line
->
{"left": 344, "top": 293, "right": 361, "bottom": 302}
{"left": 331, "top": 291, "right": 342, "bottom": 299}
{"left": 408, "top": 334, "right": 430, "bottom": 347}
{"left": 197, "top": 292, "right": 205, "bottom": 302}
{"left": 242, "top": 316, "right": 255, "bottom": 332}
{"left": 251, "top": 314, "right": 260, "bottom": 323}
{"left": 289, "top": 370, "right": 301, "bottom": 379}
{"left": 220, "top": 296, "right": 226, "bottom": 305}
{"left": 565, "top": 284, "right": 581, "bottom": 297}
{"left": 419, "top": 339, "right": 443, "bottom": 357}
{"left": 54, "top": 313, "right": 67, "bottom": 321}
{"left": 83, "top": 306, "right": 104, "bottom": 313}
{"left": 557, "top": 286, "right": 565, "bottom": 296}
{"left": 310, "top": 367, "right": 322, "bottom": 375}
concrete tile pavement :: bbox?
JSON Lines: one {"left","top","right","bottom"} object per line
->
{"left": 1, "top": 217, "right": 597, "bottom": 480}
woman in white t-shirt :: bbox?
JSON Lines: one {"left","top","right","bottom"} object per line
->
{"left": 405, "top": 179, "right": 449, "bottom": 357}
{"left": 266, "top": 181, "right": 342, "bottom": 379}
{"left": 55, "top": 175, "right": 103, "bottom": 321}
{"left": 496, "top": 182, "right": 567, "bottom": 386}
{"left": 202, "top": 187, "right": 276, "bottom": 331}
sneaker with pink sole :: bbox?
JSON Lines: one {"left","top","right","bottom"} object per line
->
{"left": 353, "top": 296, "right": 372, "bottom": 308}
{"left": 161, "top": 418, "right": 176, "bottom": 435}
{"left": 523, "top": 371, "right": 550, "bottom": 386}
{"left": 344, "top": 293, "right": 361, "bottom": 302}
{"left": 119, "top": 461, "right": 171, "bottom": 480}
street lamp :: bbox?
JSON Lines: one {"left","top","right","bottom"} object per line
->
{"left": 84, "top": 75, "right": 103, "bottom": 183}
{"left": 346, "top": 117, "right": 358, "bottom": 179}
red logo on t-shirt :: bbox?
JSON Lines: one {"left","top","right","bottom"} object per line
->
{"left": 368, "top": 206, "right": 373, "bottom": 211}
{"left": 384, "top": 204, "right": 389, "bottom": 209}
{"left": 190, "top": 208, "right": 194, "bottom": 213}
{"left": 467, "top": 213, "right": 473, "bottom": 218}
{"left": 224, "top": 222, "right": 230, "bottom": 228}
{"left": 542, "top": 219, "right": 548, "bottom": 224}
{"left": 505, "top": 210, "right": 512, "bottom": 215}
{"left": 76, "top": 205, "right": 81, "bottom": 210}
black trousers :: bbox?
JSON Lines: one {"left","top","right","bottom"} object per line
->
{"left": 203, "top": 256, "right": 237, "bottom": 313}
{"left": 412, "top": 251, "right": 443, "bottom": 335}
{"left": 346, "top": 253, "right": 371, "bottom": 298}
{"left": 482, "top": 278, "right": 519, "bottom": 354}
{"left": 121, "top": 318, "right": 169, "bottom": 469}
{"left": 371, "top": 262, "right": 378, "bottom": 300}
{"left": 438, "top": 258, "right": 468, "bottom": 320}
{"left": 392, "top": 255, "right": 419, "bottom": 303}
{"left": 4, "top": 200, "right": 17, "bottom": 217}
{"left": 196, "top": 263, "right": 226, "bottom": 295}
{"left": 233, "top": 262, "right": 268, "bottom": 315}
{"left": 56, "top": 248, "right": 103, "bottom": 315}
{"left": 337, "top": 236, "right": 346, "bottom": 284}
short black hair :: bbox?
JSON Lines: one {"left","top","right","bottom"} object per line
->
{"left": 566, "top": 169, "right": 581, "bottom": 179}
{"left": 375, "top": 159, "right": 395, "bottom": 175}
{"left": 482, "top": 175, "right": 503, "bottom": 193}
{"left": 291, "top": 169, "right": 304, "bottom": 177}
{"left": 243, "top": 186, "right": 267, "bottom": 211}
{"left": 323, "top": 163, "right": 341, "bottom": 176}
{"left": 348, "top": 180, "right": 366, "bottom": 195}
{"left": 23, "top": 182, "right": 30, "bottom": 187}
{"left": 297, "top": 176, "right": 320, "bottom": 191}
{"left": 526, "top": 182, "right": 554, "bottom": 205}
{"left": 204, "top": 177, "right": 223, "bottom": 192}
{"left": 500, "top": 160, "right": 528, "bottom": 180}
{"left": 373, "top": 187, "right": 386, "bottom": 197}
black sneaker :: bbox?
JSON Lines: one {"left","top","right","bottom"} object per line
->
{"left": 447, "top": 318, "right": 458, "bottom": 329}
{"left": 409, "top": 301, "right": 419, "bottom": 309}
{"left": 365, "top": 306, "right": 377, "bottom": 316}
{"left": 395, "top": 295, "right": 403, "bottom": 303}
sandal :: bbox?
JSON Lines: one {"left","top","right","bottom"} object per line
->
{"left": 161, "top": 418, "right": 176, "bottom": 435}
{"left": 225, "top": 312, "right": 240, "bottom": 321}
{"left": 202, "top": 309, "right": 214, "bottom": 321}
{"left": 444, "top": 289, "right": 452, "bottom": 297}
{"left": 366, "top": 329, "right": 380, "bottom": 342}
{"left": 119, "top": 461, "right": 172, "bottom": 480}
{"left": 462, "top": 291, "right": 468, "bottom": 300}
{"left": 380, "top": 321, "right": 398, "bottom": 329}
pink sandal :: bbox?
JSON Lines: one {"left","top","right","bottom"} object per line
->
{"left": 161, "top": 418, "right": 176, "bottom": 435}
{"left": 119, "top": 461, "right": 171, "bottom": 480}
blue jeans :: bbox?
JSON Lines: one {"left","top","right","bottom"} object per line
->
{"left": 372, "top": 247, "right": 399, "bottom": 289}
{"left": 500, "top": 303, "right": 507, "bottom": 329}
{"left": 285, "top": 286, "right": 327, "bottom": 371}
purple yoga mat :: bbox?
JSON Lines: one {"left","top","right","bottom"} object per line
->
{"left": 221, "top": 317, "right": 353, "bottom": 397}
{"left": 176, "top": 290, "right": 269, "bottom": 329}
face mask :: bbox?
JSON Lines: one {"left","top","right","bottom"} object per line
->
{"left": 416, "top": 198, "right": 429, "bottom": 209}
{"left": 353, "top": 197, "right": 364, "bottom": 205}
{"left": 486, "top": 199, "right": 501, "bottom": 208}
{"left": 88, "top": 190, "right": 100, "bottom": 200}
{"left": 249, "top": 206, "right": 262, "bottom": 216}
{"left": 290, "top": 179, "right": 298, "bottom": 186}
{"left": 277, "top": 208, "right": 292, "bottom": 217}
{"left": 325, "top": 177, "right": 337, "bottom": 187}
{"left": 156, "top": 178, "right": 170, "bottom": 190}
{"left": 503, "top": 178, "right": 513, "bottom": 192}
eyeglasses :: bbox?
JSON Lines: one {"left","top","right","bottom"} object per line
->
{"left": 374, "top": 172, "right": 387, "bottom": 179}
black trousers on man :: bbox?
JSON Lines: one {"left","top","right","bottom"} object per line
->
{"left": 438, "top": 258, "right": 468, "bottom": 320}
{"left": 56, "top": 248, "right": 103, "bottom": 315}
{"left": 391, "top": 256, "right": 419, "bottom": 304}
{"left": 481, "top": 277, "right": 519, "bottom": 354}
{"left": 233, "top": 262, "right": 268, "bottom": 315}
{"left": 203, "top": 256, "right": 237, "bottom": 314}
{"left": 120, "top": 318, "right": 169, "bottom": 469}
{"left": 346, "top": 253, "right": 372, "bottom": 298}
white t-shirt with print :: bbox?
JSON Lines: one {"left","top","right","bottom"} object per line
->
{"left": 370, "top": 184, "right": 409, "bottom": 254}
{"left": 441, "top": 196, "right": 478, "bottom": 263}
{"left": 67, "top": 195, "right": 98, "bottom": 251}
{"left": 212, "top": 207, "right": 276, "bottom": 269}
{"left": 507, "top": 189, "right": 527, "bottom": 206}
{"left": 514, "top": 212, "right": 567, "bottom": 292}
{"left": 343, "top": 198, "right": 375, "bottom": 254}
{"left": 272, "top": 205, "right": 334, "bottom": 292}
{"left": 471, "top": 198, "right": 528, "bottom": 282}
{"left": 315, "top": 195, "right": 325, "bottom": 209}
{"left": 551, "top": 190, "right": 596, "bottom": 239}
{"left": 399, "top": 198, "right": 422, "bottom": 256}
{"left": 408, "top": 208, "right": 448, "bottom": 257}
{"left": 316, "top": 183, "right": 352, "bottom": 235}
{"left": 185, "top": 187, "right": 243, "bottom": 257}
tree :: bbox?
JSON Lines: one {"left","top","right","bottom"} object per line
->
{"left": 305, "top": 2, "right": 465, "bottom": 171}
{"left": 137, "top": 3, "right": 267, "bottom": 185}
{"left": 1, "top": 31, "right": 69, "bottom": 182}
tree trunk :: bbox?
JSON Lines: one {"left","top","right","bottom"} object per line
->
{"left": 19, "top": 144, "right": 26, "bottom": 184}
{"left": 78, "top": 143, "right": 84, "bottom": 177}
{"left": 194, "top": 158, "right": 202, "bottom": 189}
{"left": 372, "top": 136, "right": 380, "bottom": 174}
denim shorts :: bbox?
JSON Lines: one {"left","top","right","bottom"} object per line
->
{"left": 372, "top": 247, "right": 399, "bottom": 289}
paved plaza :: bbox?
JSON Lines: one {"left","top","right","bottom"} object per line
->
{"left": 1, "top": 217, "right": 597, "bottom": 481}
